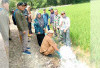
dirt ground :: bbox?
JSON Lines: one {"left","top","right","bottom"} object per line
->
{"left": 9, "top": 19, "right": 60, "bottom": 68}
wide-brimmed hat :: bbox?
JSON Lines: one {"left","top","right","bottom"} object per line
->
{"left": 47, "top": 30, "right": 54, "bottom": 34}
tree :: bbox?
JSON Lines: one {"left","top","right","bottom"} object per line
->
{"left": 9, "top": 0, "right": 90, "bottom": 11}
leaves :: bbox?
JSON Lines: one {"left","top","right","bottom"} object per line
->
{"left": 9, "top": 0, "right": 90, "bottom": 11}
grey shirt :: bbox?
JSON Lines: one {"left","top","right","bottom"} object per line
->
{"left": 0, "top": 8, "right": 9, "bottom": 41}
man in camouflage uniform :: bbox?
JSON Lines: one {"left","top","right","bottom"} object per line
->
{"left": 15, "top": 2, "right": 31, "bottom": 54}
{"left": 54, "top": 9, "right": 61, "bottom": 37}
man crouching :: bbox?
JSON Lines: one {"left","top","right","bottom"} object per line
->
{"left": 40, "top": 30, "right": 60, "bottom": 57}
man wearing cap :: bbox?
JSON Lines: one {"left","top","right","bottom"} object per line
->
{"left": 23, "top": 3, "right": 28, "bottom": 18}
{"left": 15, "top": 2, "right": 31, "bottom": 54}
{"left": 54, "top": 9, "right": 61, "bottom": 37}
{"left": 49, "top": 8, "right": 54, "bottom": 24}
{"left": 59, "top": 11, "right": 71, "bottom": 46}
{"left": 40, "top": 30, "right": 60, "bottom": 56}
{"left": 23, "top": 3, "right": 32, "bottom": 37}
{"left": 43, "top": 8, "right": 50, "bottom": 30}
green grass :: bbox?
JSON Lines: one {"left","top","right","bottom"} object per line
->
{"left": 39, "top": 3, "right": 90, "bottom": 50}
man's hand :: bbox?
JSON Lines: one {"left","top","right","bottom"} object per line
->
{"left": 38, "top": 32, "right": 40, "bottom": 34}
{"left": 56, "top": 51, "right": 62, "bottom": 58}
{"left": 43, "top": 28, "right": 46, "bottom": 31}
{"left": 53, "top": 27, "right": 56, "bottom": 30}
{"left": 43, "top": 28, "right": 46, "bottom": 32}
{"left": 64, "top": 29, "right": 66, "bottom": 33}
{"left": 23, "top": 31, "right": 26, "bottom": 34}
{"left": 25, "top": 16, "right": 27, "bottom": 18}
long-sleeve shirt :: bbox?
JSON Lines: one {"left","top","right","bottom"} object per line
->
{"left": 15, "top": 9, "right": 28, "bottom": 31}
{"left": 0, "top": 8, "right": 9, "bottom": 41}
{"left": 43, "top": 13, "right": 49, "bottom": 25}
{"left": 40, "top": 35, "right": 57, "bottom": 55}
{"left": 50, "top": 12, "right": 54, "bottom": 24}
{"left": 34, "top": 19, "right": 46, "bottom": 34}
{"left": 23, "top": 9, "right": 28, "bottom": 22}
{"left": 59, "top": 17, "right": 70, "bottom": 30}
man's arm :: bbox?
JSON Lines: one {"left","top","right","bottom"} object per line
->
{"left": 34, "top": 19, "right": 40, "bottom": 34}
{"left": 54, "top": 15, "right": 56, "bottom": 24}
{"left": 49, "top": 38, "right": 59, "bottom": 51}
{"left": 15, "top": 12, "right": 25, "bottom": 31}
{"left": 48, "top": 38, "right": 61, "bottom": 57}
{"left": 65, "top": 17, "right": 70, "bottom": 31}
{"left": 52, "top": 44, "right": 59, "bottom": 51}
{"left": 59, "top": 18, "right": 63, "bottom": 27}
{"left": 50, "top": 15, "right": 52, "bottom": 24}
{"left": 47, "top": 14, "right": 50, "bottom": 25}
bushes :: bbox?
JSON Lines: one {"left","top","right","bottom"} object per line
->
{"left": 9, "top": 0, "right": 90, "bottom": 10}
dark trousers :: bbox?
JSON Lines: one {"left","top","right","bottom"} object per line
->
{"left": 46, "top": 24, "right": 50, "bottom": 30}
{"left": 28, "top": 22, "right": 32, "bottom": 34}
{"left": 36, "top": 34, "right": 45, "bottom": 46}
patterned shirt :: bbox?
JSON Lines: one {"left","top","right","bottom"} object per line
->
{"left": 54, "top": 14, "right": 61, "bottom": 28}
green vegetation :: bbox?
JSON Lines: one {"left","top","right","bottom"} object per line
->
{"left": 9, "top": 0, "right": 90, "bottom": 50}
{"left": 39, "top": 3, "right": 90, "bottom": 50}
{"left": 9, "top": 0, "right": 90, "bottom": 11}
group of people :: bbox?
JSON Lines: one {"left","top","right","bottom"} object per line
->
{"left": 12, "top": 2, "right": 71, "bottom": 57}
{"left": 34, "top": 8, "right": 71, "bottom": 56}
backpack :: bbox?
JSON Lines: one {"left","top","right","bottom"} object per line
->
{"left": 12, "top": 9, "right": 18, "bottom": 25}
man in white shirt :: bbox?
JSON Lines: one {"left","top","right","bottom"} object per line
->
{"left": 59, "top": 11, "right": 71, "bottom": 46}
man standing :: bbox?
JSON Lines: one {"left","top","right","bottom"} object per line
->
{"left": 43, "top": 8, "right": 50, "bottom": 31}
{"left": 23, "top": 3, "right": 32, "bottom": 36}
{"left": 59, "top": 11, "right": 71, "bottom": 46}
{"left": 15, "top": 2, "right": 31, "bottom": 54}
{"left": 54, "top": 9, "right": 61, "bottom": 37}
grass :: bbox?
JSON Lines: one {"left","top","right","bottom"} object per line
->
{"left": 39, "top": 2, "right": 90, "bottom": 51}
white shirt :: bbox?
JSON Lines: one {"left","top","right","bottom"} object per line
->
{"left": 59, "top": 17, "right": 70, "bottom": 30}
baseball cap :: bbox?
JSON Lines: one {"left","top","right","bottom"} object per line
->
{"left": 23, "top": 2, "right": 27, "bottom": 6}
{"left": 17, "top": 2, "right": 24, "bottom": 6}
